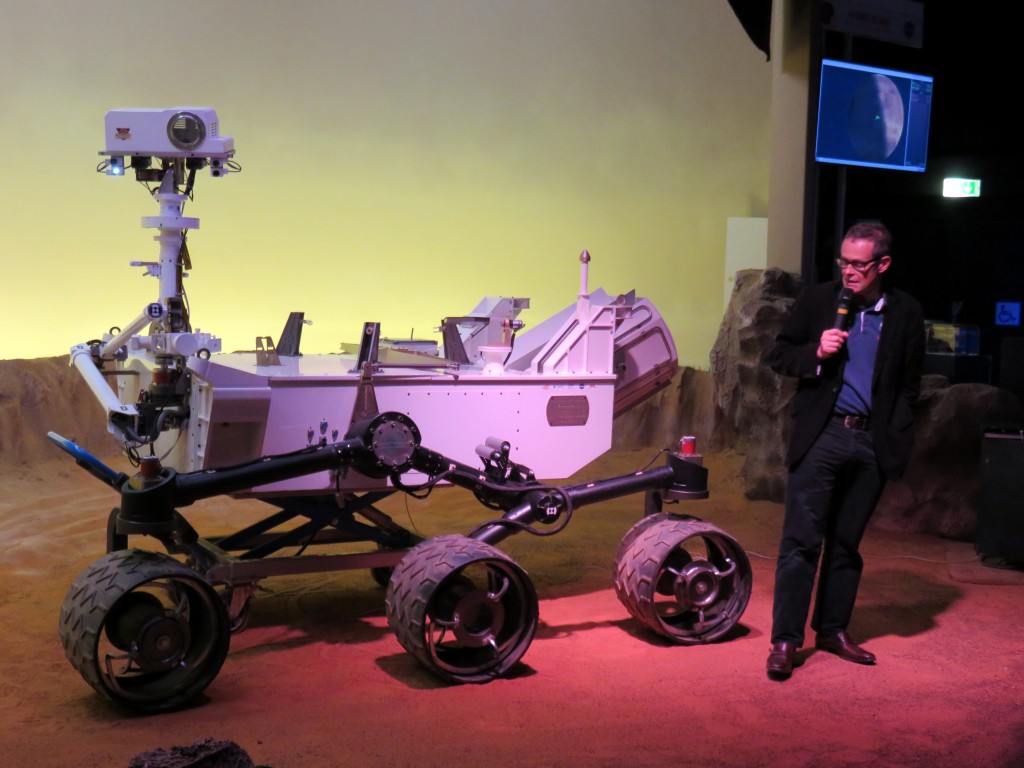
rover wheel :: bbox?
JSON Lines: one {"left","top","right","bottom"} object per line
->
{"left": 59, "top": 548, "right": 230, "bottom": 712}
{"left": 215, "top": 583, "right": 255, "bottom": 634}
{"left": 370, "top": 544, "right": 400, "bottom": 588}
{"left": 385, "top": 534, "right": 538, "bottom": 683}
{"left": 614, "top": 515, "right": 751, "bottom": 644}
{"left": 370, "top": 565, "right": 394, "bottom": 588}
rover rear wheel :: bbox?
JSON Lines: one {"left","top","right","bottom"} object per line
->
{"left": 59, "top": 548, "right": 230, "bottom": 712}
{"left": 385, "top": 534, "right": 538, "bottom": 683}
{"left": 614, "top": 515, "right": 751, "bottom": 644}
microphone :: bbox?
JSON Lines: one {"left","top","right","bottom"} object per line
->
{"left": 833, "top": 287, "right": 854, "bottom": 330}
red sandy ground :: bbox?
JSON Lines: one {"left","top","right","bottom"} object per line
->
{"left": 2, "top": 445, "right": 1023, "bottom": 768}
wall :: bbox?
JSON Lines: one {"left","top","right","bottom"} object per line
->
{"left": 766, "top": 0, "right": 811, "bottom": 275}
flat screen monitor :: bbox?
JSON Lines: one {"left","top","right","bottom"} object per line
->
{"left": 815, "top": 58, "right": 934, "bottom": 172}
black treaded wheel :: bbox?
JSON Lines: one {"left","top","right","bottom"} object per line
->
{"left": 59, "top": 548, "right": 230, "bottom": 712}
{"left": 370, "top": 566, "right": 394, "bottom": 588}
{"left": 614, "top": 514, "right": 751, "bottom": 644}
{"left": 370, "top": 544, "right": 400, "bottom": 588}
{"left": 385, "top": 534, "right": 539, "bottom": 683}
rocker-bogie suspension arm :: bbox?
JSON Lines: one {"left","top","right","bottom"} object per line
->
{"left": 460, "top": 452, "right": 708, "bottom": 547}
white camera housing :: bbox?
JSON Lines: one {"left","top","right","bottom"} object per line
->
{"left": 103, "top": 107, "right": 234, "bottom": 159}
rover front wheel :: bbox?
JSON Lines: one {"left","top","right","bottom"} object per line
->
{"left": 59, "top": 548, "right": 230, "bottom": 712}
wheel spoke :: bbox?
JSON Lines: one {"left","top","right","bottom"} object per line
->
{"left": 488, "top": 575, "right": 510, "bottom": 601}
{"left": 103, "top": 650, "right": 134, "bottom": 679}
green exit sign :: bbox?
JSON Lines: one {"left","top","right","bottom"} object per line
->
{"left": 943, "top": 178, "right": 981, "bottom": 197}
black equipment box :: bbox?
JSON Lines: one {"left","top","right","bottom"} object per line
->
{"left": 978, "top": 428, "right": 1024, "bottom": 563}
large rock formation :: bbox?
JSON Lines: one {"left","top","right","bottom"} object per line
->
{"left": 709, "top": 267, "right": 800, "bottom": 500}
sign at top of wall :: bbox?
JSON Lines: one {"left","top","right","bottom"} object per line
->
{"left": 821, "top": 0, "right": 924, "bottom": 49}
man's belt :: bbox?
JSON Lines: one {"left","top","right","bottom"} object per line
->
{"left": 832, "top": 413, "right": 870, "bottom": 430}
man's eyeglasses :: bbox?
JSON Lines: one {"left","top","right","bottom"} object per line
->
{"left": 836, "top": 257, "right": 880, "bottom": 274}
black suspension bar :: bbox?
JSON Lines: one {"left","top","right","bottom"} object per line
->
{"left": 469, "top": 453, "right": 708, "bottom": 546}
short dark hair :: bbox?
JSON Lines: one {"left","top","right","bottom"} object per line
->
{"left": 844, "top": 221, "right": 892, "bottom": 259}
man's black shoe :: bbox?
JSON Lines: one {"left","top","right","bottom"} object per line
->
{"left": 766, "top": 641, "right": 797, "bottom": 680}
{"left": 815, "top": 631, "right": 876, "bottom": 664}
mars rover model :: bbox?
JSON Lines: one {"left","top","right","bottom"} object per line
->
{"left": 53, "top": 108, "right": 752, "bottom": 712}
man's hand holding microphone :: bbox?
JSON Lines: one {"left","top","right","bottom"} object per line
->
{"left": 817, "top": 287, "right": 854, "bottom": 360}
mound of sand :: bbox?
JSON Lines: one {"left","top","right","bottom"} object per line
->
{"left": 0, "top": 355, "right": 114, "bottom": 467}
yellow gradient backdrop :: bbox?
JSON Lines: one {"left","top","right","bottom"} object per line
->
{"left": 1, "top": 1, "right": 770, "bottom": 367}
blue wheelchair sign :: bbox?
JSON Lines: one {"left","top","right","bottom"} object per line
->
{"left": 996, "top": 302, "right": 1022, "bottom": 327}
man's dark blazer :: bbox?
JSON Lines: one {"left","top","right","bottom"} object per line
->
{"left": 768, "top": 279, "right": 925, "bottom": 481}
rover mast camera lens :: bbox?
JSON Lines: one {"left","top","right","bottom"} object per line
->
{"left": 166, "top": 111, "right": 206, "bottom": 150}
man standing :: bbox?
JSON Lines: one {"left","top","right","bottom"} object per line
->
{"left": 765, "top": 221, "right": 925, "bottom": 680}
